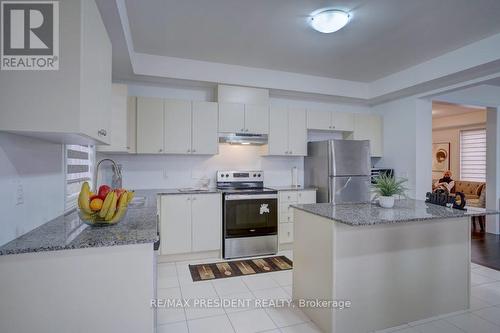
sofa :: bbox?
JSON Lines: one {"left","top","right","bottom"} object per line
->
{"left": 453, "top": 181, "right": 486, "bottom": 202}
{"left": 432, "top": 179, "right": 486, "bottom": 206}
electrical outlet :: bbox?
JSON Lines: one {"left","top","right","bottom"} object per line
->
{"left": 16, "top": 183, "right": 24, "bottom": 206}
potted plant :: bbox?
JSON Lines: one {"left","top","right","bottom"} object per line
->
{"left": 372, "top": 174, "right": 408, "bottom": 208}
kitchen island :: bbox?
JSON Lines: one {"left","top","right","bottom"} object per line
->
{"left": 291, "top": 199, "right": 498, "bottom": 333}
{"left": 0, "top": 190, "right": 160, "bottom": 333}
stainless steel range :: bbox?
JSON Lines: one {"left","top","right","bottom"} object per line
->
{"left": 217, "top": 171, "right": 278, "bottom": 259}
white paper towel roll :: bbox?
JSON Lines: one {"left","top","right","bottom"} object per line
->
{"left": 291, "top": 167, "right": 298, "bottom": 186}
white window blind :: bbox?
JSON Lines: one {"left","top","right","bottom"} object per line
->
{"left": 460, "top": 128, "right": 486, "bottom": 182}
{"left": 65, "top": 145, "right": 95, "bottom": 211}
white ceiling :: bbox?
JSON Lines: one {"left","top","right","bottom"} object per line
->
{"left": 432, "top": 101, "right": 485, "bottom": 119}
{"left": 122, "top": 0, "right": 500, "bottom": 82}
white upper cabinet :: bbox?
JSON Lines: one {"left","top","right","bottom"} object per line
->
{"left": 307, "top": 110, "right": 331, "bottom": 131}
{"left": 288, "top": 108, "right": 307, "bottom": 156}
{"left": 192, "top": 102, "right": 219, "bottom": 155}
{"left": 353, "top": 114, "right": 383, "bottom": 157}
{"left": 136, "top": 97, "right": 164, "bottom": 154}
{"left": 268, "top": 107, "right": 307, "bottom": 156}
{"left": 127, "top": 96, "right": 137, "bottom": 154}
{"left": 97, "top": 84, "right": 128, "bottom": 153}
{"left": 332, "top": 112, "right": 355, "bottom": 132}
{"left": 164, "top": 100, "right": 192, "bottom": 154}
{"left": 218, "top": 103, "right": 245, "bottom": 133}
{"left": 244, "top": 104, "right": 269, "bottom": 134}
{"left": 269, "top": 107, "right": 289, "bottom": 155}
{"left": 307, "top": 110, "right": 354, "bottom": 132}
{"left": 218, "top": 102, "right": 269, "bottom": 134}
{"left": 136, "top": 98, "right": 218, "bottom": 155}
{"left": 0, "top": 0, "right": 111, "bottom": 145}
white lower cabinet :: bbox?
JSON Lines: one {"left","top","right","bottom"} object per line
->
{"left": 278, "top": 189, "right": 316, "bottom": 245}
{"left": 279, "top": 223, "right": 294, "bottom": 244}
{"left": 160, "top": 194, "right": 192, "bottom": 255}
{"left": 191, "top": 194, "right": 221, "bottom": 252}
{"left": 160, "top": 193, "right": 221, "bottom": 255}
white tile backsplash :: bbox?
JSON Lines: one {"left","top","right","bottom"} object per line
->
{"left": 99, "top": 144, "right": 303, "bottom": 189}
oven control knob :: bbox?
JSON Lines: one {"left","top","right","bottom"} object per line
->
{"left": 253, "top": 174, "right": 256, "bottom": 177}
{"left": 221, "top": 174, "right": 225, "bottom": 178}
{"left": 225, "top": 174, "right": 230, "bottom": 178}
{"left": 258, "top": 173, "right": 261, "bottom": 177}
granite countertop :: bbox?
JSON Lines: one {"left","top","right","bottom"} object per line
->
{"left": 0, "top": 189, "right": 162, "bottom": 256}
{"left": 156, "top": 188, "right": 220, "bottom": 195}
{"left": 292, "top": 199, "right": 499, "bottom": 226}
{"left": 269, "top": 185, "right": 316, "bottom": 191}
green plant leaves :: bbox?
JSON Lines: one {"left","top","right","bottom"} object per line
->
{"left": 371, "top": 174, "right": 408, "bottom": 197}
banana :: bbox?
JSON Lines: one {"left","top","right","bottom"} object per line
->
{"left": 80, "top": 211, "right": 97, "bottom": 223}
{"left": 126, "top": 191, "right": 135, "bottom": 204}
{"left": 99, "top": 191, "right": 114, "bottom": 218}
{"left": 105, "top": 192, "right": 118, "bottom": 221}
{"left": 108, "top": 192, "right": 129, "bottom": 224}
{"left": 78, "top": 182, "right": 93, "bottom": 214}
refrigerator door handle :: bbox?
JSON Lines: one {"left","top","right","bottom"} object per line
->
{"left": 336, "top": 177, "right": 352, "bottom": 194}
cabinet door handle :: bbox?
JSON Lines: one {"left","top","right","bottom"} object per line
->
{"left": 98, "top": 129, "right": 107, "bottom": 136}
{"left": 187, "top": 197, "right": 191, "bottom": 201}
{"left": 192, "top": 149, "right": 196, "bottom": 153}
{"left": 192, "top": 197, "right": 197, "bottom": 200}
{"left": 158, "top": 149, "right": 163, "bottom": 152}
{"left": 332, "top": 126, "right": 336, "bottom": 129}
{"left": 187, "top": 149, "right": 191, "bottom": 153}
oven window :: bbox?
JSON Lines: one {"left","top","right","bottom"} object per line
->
{"left": 224, "top": 198, "right": 277, "bottom": 237}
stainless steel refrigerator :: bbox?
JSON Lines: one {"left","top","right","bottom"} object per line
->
{"left": 305, "top": 140, "right": 371, "bottom": 204}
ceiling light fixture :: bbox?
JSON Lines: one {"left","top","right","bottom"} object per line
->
{"left": 309, "top": 9, "right": 350, "bottom": 33}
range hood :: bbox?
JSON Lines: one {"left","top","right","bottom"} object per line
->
{"left": 218, "top": 133, "right": 268, "bottom": 145}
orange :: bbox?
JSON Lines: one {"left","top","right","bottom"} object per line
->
{"left": 89, "top": 198, "right": 104, "bottom": 211}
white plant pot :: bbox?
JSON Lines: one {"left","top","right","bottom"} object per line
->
{"left": 379, "top": 196, "right": 395, "bottom": 208}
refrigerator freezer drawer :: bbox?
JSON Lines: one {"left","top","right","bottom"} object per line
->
{"left": 329, "top": 176, "right": 371, "bottom": 204}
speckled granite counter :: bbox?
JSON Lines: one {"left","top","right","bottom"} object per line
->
{"left": 155, "top": 188, "right": 220, "bottom": 195}
{"left": 268, "top": 185, "right": 316, "bottom": 191}
{"left": 0, "top": 189, "right": 163, "bottom": 256}
{"left": 292, "top": 199, "right": 498, "bottom": 226}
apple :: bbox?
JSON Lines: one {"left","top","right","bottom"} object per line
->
{"left": 98, "top": 185, "right": 111, "bottom": 199}
{"left": 114, "top": 188, "right": 126, "bottom": 199}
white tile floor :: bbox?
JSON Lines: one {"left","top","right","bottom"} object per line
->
{"left": 156, "top": 250, "right": 500, "bottom": 333}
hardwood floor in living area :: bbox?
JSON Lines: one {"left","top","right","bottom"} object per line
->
{"left": 472, "top": 231, "right": 500, "bottom": 271}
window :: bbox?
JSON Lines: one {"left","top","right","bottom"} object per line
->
{"left": 65, "top": 145, "right": 95, "bottom": 212}
{"left": 460, "top": 128, "right": 486, "bottom": 182}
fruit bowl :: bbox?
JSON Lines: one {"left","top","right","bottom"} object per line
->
{"left": 78, "top": 208, "right": 128, "bottom": 227}
{"left": 77, "top": 182, "right": 134, "bottom": 227}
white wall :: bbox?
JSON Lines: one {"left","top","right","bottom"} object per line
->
{"left": 99, "top": 144, "right": 303, "bottom": 189}
{"left": 0, "top": 133, "right": 65, "bottom": 246}
{"left": 373, "top": 97, "right": 433, "bottom": 199}
{"left": 101, "top": 83, "right": 370, "bottom": 189}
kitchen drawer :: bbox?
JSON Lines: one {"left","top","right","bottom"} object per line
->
{"left": 279, "top": 210, "right": 294, "bottom": 223}
{"left": 297, "top": 190, "right": 316, "bottom": 204}
{"left": 279, "top": 191, "right": 298, "bottom": 203}
{"left": 279, "top": 223, "right": 294, "bottom": 244}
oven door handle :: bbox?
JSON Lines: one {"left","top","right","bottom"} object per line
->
{"left": 225, "top": 194, "right": 277, "bottom": 200}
